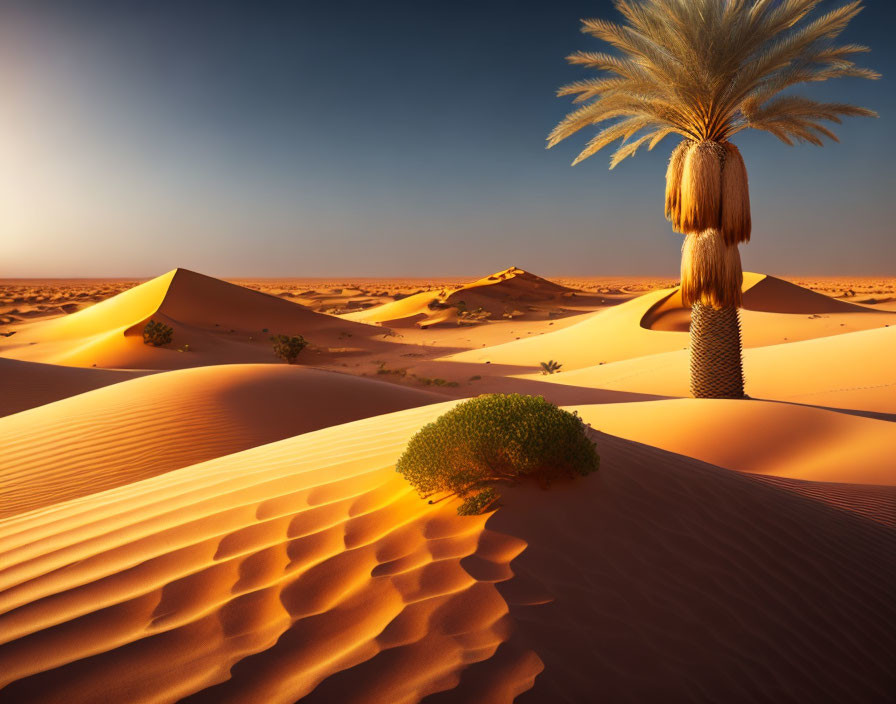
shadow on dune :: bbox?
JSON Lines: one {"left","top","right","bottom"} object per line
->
{"left": 387, "top": 359, "right": 678, "bottom": 407}
{"left": 749, "top": 396, "right": 896, "bottom": 423}
{"left": 484, "top": 432, "right": 896, "bottom": 703}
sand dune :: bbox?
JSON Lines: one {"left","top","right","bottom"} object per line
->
{"left": 1, "top": 402, "right": 892, "bottom": 702}
{"left": 0, "top": 402, "right": 541, "bottom": 703}
{"left": 577, "top": 399, "right": 896, "bottom": 485}
{"left": 0, "top": 357, "right": 148, "bottom": 417}
{"left": 0, "top": 269, "right": 380, "bottom": 369}
{"left": 645, "top": 272, "right": 895, "bottom": 344}
{"left": 645, "top": 272, "right": 882, "bottom": 333}
{"left": 0, "top": 365, "right": 441, "bottom": 519}
{"left": 541, "top": 324, "right": 896, "bottom": 416}
{"left": 340, "top": 288, "right": 445, "bottom": 327}
{"left": 491, "top": 430, "right": 896, "bottom": 702}
{"left": 443, "top": 287, "right": 685, "bottom": 370}
{"left": 446, "top": 273, "right": 896, "bottom": 372}
{"left": 343, "top": 267, "right": 607, "bottom": 328}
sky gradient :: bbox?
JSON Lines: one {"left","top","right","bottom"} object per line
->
{"left": 2, "top": 0, "right": 894, "bottom": 278}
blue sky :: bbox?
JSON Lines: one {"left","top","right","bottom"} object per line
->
{"left": 2, "top": 0, "right": 893, "bottom": 278}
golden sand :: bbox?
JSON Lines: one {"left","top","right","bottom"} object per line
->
{"left": 0, "top": 266, "right": 893, "bottom": 702}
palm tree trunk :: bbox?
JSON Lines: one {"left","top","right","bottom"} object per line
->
{"left": 689, "top": 302, "right": 745, "bottom": 398}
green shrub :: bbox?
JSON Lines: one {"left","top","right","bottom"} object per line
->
{"left": 396, "top": 394, "right": 599, "bottom": 515}
{"left": 143, "top": 320, "right": 173, "bottom": 347}
{"left": 271, "top": 334, "right": 308, "bottom": 363}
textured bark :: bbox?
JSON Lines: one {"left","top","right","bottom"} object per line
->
{"left": 689, "top": 302, "right": 745, "bottom": 398}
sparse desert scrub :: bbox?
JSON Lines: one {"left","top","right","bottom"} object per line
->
{"left": 376, "top": 362, "right": 407, "bottom": 377}
{"left": 270, "top": 334, "right": 308, "bottom": 363}
{"left": 143, "top": 320, "right": 173, "bottom": 347}
{"left": 396, "top": 394, "right": 599, "bottom": 515}
{"left": 541, "top": 360, "right": 562, "bottom": 374}
{"left": 412, "top": 375, "right": 459, "bottom": 388}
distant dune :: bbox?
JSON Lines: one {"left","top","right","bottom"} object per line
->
{"left": 445, "top": 272, "right": 896, "bottom": 372}
{"left": 443, "top": 286, "right": 687, "bottom": 370}
{"left": 343, "top": 267, "right": 607, "bottom": 328}
{"left": 0, "top": 268, "right": 381, "bottom": 369}
{"left": 645, "top": 271, "right": 882, "bottom": 332}
{"left": 0, "top": 365, "right": 441, "bottom": 518}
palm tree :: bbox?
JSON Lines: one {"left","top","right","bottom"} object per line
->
{"left": 548, "top": 0, "right": 878, "bottom": 398}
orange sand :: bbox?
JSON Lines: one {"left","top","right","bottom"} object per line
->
{"left": 0, "top": 403, "right": 892, "bottom": 702}
{"left": 0, "top": 357, "right": 148, "bottom": 417}
{"left": 0, "top": 365, "right": 441, "bottom": 518}
{"left": 0, "top": 267, "right": 893, "bottom": 702}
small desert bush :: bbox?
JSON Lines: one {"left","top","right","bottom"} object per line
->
{"left": 396, "top": 394, "right": 599, "bottom": 515}
{"left": 413, "top": 375, "right": 459, "bottom": 387}
{"left": 271, "top": 334, "right": 308, "bottom": 363}
{"left": 540, "top": 360, "right": 562, "bottom": 375}
{"left": 143, "top": 320, "right": 173, "bottom": 347}
{"left": 376, "top": 362, "right": 407, "bottom": 377}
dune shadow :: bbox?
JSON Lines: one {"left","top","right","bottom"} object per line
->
{"left": 382, "top": 358, "right": 678, "bottom": 406}
{"left": 481, "top": 431, "right": 896, "bottom": 702}
{"left": 748, "top": 396, "right": 896, "bottom": 422}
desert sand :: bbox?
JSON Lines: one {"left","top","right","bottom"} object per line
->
{"left": 0, "top": 266, "right": 893, "bottom": 703}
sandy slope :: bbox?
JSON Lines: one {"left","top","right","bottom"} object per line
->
{"left": 0, "top": 268, "right": 380, "bottom": 369}
{"left": 0, "top": 365, "right": 441, "bottom": 519}
{"left": 0, "top": 402, "right": 541, "bottom": 704}
{"left": 0, "top": 357, "right": 148, "bottom": 417}
{"left": 645, "top": 271, "right": 882, "bottom": 331}
{"left": 577, "top": 399, "right": 896, "bottom": 485}
{"left": 0, "top": 402, "right": 892, "bottom": 703}
{"left": 443, "top": 287, "right": 687, "bottom": 370}
{"left": 492, "top": 431, "right": 896, "bottom": 703}
{"left": 444, "top": 273, "right": 896, "bottom": 373}
{"left": 540, "top": 325, "right": 896, "bottom": 416}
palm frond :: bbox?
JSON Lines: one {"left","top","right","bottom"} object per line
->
{"left": 549, "top": 0, "right": 878, "bottom": 166}
{"left": 740, "top": 96, "right": 876, "bottom": 144}
{"left": 610, "top": 128, "right": 672, "bottom": 169}
{"left": 571, "top": 116, "right": 655, "bottom": 166}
